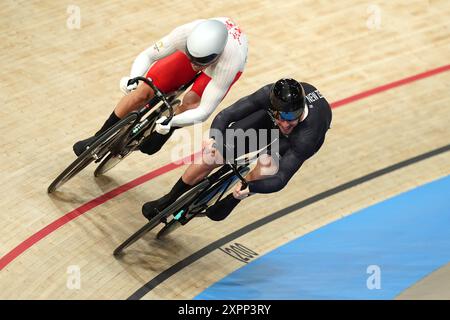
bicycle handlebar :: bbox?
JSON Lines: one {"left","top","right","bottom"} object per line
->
{"left": 240, "top": 178, "right": 248, "bottom": 190}
{"left": 128, "top": 76, "right": 173, "bottom": 125}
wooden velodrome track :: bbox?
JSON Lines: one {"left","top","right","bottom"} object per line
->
{"left": 1, "top": 0, "right": 449, "bottom": 299}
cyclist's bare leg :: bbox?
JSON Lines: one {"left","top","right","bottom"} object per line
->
{"left": 202, "top": 149, "right": 273, "bottom": 221}
{"left": 182, "top": 142, "right": 279, "bottom": 186}
{"left": 142, "top": 137, "right": 221, "bottom": 219}
{"left": 182, "top": 138, "right": 222, "bottom": 185}
{"left": 245, "top": 154, "right": 279, "bottom": 182}
{"left": 203, "top": 155, "right": 278, "bottom": 221}
{"left": 114, "top": 83, "right": 155, "bottom": 118}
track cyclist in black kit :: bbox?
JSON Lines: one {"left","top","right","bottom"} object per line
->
{"left": 142, "top": 78, "right": 332, "bottom": 221}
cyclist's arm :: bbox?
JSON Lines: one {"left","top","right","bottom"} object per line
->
{"left": 170, "top": 76, "right": 233, "bottom": 127}
{"left": 209, "top": 84, "right": 272, "bottom": 133}
{"left": 247, "top": 147, "right": 311, "bottom": 194}
{"left": 170, "top": 50, "right": 262, "bottom": 127}
{"left": 129, "top": 20, "right": 203, "bottom": 78}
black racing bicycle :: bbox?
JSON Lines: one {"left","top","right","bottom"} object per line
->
{"left": 112, "top": 147, "right": 267, "bottom": 256}
{"left": 47, "top": 75, "right": 199, "bottom": 193}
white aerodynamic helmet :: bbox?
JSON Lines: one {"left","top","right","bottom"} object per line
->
{"left": 186, "top": 19, "right": 228, "bottom": 66}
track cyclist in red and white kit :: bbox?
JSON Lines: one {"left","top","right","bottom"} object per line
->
{"left": 73, "top": 17, "right": 248, "bottom": 157}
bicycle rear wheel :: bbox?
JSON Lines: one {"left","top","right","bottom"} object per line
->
{"left": 192, "top": 166, "right": 251, "bottom": 210}
{"left": 47, "top": 112, "right": 139, "bottom": 193}
{"left": 94, "top": 152, "right": 126, "bottom": 177}
{"left": 156, "top": 219, "right": 181, "bottom": 239}
{"left": 157, "top": 167, "right": 251, "bottom": 238}
{"left": 94, "top": 117, "right": 157, "bottom": 177}
{"left": 95, "top": 99, "right": 179, "bottom": 177}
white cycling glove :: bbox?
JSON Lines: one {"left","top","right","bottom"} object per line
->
{"left": 119, "top": 76, "right": 138, "bottom": 94}
{"left": 155, "top": 116, "right": 172, "bottom": 135}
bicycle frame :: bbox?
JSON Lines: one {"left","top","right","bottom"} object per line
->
{"left": 111, "top": 74, "right": 201, "bottom": 150}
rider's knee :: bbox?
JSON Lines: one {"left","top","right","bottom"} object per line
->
{"left": 133, "top": 84, "right": 154, "bottom": 104}
{"left": 202, "top": 138, "right": 215, "bottom": 150}
{"left": 201, "top": 138, "right": 222, "bottom": 166}
{"left": 257, "top": 154, "right": 279, "bottom": 176}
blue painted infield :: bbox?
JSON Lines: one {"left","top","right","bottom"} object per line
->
{"left": 195, "top": 175, "right": 450, "bottom": 299}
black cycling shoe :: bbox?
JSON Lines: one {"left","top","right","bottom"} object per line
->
{"left": 142, "top": 200, "right": 162, "bottom": 221}
{"left": 73, "top": 136, "right": 98, "bottom": 157}
{"left": 142, "top": 194, "right": 173, "bottom": 221}
{"left": 142, "top": 178, "right": 193, "bottom": 221}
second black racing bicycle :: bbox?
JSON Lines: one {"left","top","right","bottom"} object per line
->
{"left": 47, "top": 75, "right": 199, "bottom": 193}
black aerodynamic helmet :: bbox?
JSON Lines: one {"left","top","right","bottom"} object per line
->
{"left": 269, "top": 78, "right": 306, "bottom": 121}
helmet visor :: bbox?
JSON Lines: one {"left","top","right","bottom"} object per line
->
{"left": 271, "top": 109, "right": 304, "bottom": 121}
{"left": 185, "top": 46, "right": 219, "bottom": 66}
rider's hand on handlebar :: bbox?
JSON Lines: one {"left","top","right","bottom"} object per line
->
{"left": 119, "top": 76, "right": 138, "bottom": 94}
{"left": 233, "top": 181, "right": 250, "bottom": 200}
{"left": 155, "top": 116, "right": 172, "bottom": 135}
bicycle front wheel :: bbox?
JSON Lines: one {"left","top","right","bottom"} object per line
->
{"left": 47, "top": 112, "right": 139, "bottom": 193}
{"left": 113, "top": 217, "right": 162, "bottom": 256}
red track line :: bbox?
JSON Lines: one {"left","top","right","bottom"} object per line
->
{"left": 0, "top": 152, "right": 199, "bottom": 270}
{"left": 331, "top": 65, "right": 450, "bottom": 108}
{"left": 1, "top": 64, "right": 449, "bottom": 271}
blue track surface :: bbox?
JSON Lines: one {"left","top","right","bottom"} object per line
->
{"left": 195, "top": 175, "right": 450, "bottom": 299}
